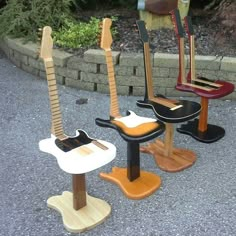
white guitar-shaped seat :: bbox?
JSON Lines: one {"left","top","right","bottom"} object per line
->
{"left": 39, "top": 131, "right": 116, "bottom": 174}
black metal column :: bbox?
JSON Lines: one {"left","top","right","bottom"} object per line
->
{"left": 127, "top": 141, "right": 140, "bottom": 181}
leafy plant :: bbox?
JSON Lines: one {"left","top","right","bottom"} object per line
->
{"left": 54, "top": 17, "right": 117, "bottom": 49}
{"left": 0, "top": 0, "right": 76, "bottom": 41}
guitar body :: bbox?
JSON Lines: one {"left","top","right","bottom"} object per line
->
{"left": 137, "top": 95, "right": 201, "bottom": 123}
{"left": 39, "top": 129, "right": 116, "bottom": 174}
{"left": 96, "top": 110, "right": 165, "bottom": 142}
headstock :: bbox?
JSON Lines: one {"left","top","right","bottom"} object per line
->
{"left": 100, "top": 18, "right": 112, "bottom": 51}
{"left": 39, "top": 26, "right": 53, "bottom": 60}
{"left": 136, "top": 20, "right": 149, "bottom": 43}
{"left": 170, "top": 9, "right": 184, "bottom": 38}
{"left": 184, "top": 16, "right": 194, "bottom": 36}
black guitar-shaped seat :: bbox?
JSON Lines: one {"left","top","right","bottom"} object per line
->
{"left": 171, "top": 9, "right": 235, "bottom": 143}
{"left": 96, "top": 18, "right": 165, "bottom": 200}
{"left": 136, "top": 20, "right": 201, "bottom": 173}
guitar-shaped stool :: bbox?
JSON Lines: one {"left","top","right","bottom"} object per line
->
{"left": 136, "top": 20, "right": 201, "bottom": 172}
{"left": 38, "top": 26, "right": 116, "bottom": 233}
{"left": 96, "top": 18, "right": 165, "bottom": 200}
{"left": 171, "top": 9, "right": 234, "bottom": 143}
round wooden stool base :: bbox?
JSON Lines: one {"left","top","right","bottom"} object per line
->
{"left": 177, "top": 119, "right": 225, "bottom": 143}
{"left": 100, "top": 167, "right": 161, "bottom": 200}
{"left": 47, "top": 191, "right": 111, "bottom": 233}
{"left": 141, "top": 139, "right": 197, "bottom": 172}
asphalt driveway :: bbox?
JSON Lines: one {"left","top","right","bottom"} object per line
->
{"left": 0, "top": 49, "right": 235, "bottom": 236}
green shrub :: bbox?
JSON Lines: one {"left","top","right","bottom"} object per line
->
{"left": 0, "top": 0, "right": 76, "bottom": 41}
{"left": 54, "top": 17, "right": 117, "bottom": 49}
{"left": 54, "top": 17, "right": 100, "bottom": 49}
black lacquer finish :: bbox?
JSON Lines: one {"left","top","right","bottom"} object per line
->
{"left": 177, "top": 119, "right": 225, "bottom": 143}
{"left": 127, "top": 142, "right": 140, "bottom": 181}
{"left": 137, "top": 95, "right": 201, "bottom": 124}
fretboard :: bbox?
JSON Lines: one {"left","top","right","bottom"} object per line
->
{"left": 143, "top": 43, "right": 154, "bottom": 99}
{"left": 178, "top": 38, "right": 186, "bottom": 84}
{"left": 44, "top": 58, "right": 66, "bottom": 140}
{"left": 189, "top": 35, "right": 196, "bottom": 81}
{"left": 104, "top": 50, "right": 121, "bottom": 118}
{"left": 143, "top": 43, "right": 181, "bottom": 109}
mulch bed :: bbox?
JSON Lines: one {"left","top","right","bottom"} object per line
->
{"left": 74, "top": 8, "right": 236, "bottom": 57}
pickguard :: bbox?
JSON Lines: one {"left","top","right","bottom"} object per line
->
{"left": 55, "top": 130, "right": 93, "bottom": 152}
{"left": 113, "top": 111, "right": 156, "bottom": 128}
{"left": 111, "top": 110, "right": 160, "bottom": 137}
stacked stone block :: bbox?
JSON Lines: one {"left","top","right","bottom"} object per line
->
{"left": 0, "top": 37, "right": 235, "bottom": 99}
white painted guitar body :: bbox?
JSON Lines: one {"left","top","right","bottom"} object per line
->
{"left": 39, "top": 130, "right": 116, "bottom": 174}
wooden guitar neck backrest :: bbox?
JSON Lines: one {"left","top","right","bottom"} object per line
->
{"left": 170, "top": 9, "right": 186, "bottom": 84}
{"left": 137, "top": 20, "right": 181, "bottom": 109}
{"left": 143, "top": 40, "right": 180, "bottom": 109}
{"left": 179, "top": 37, "right": 186, "bottom": 84}
{"left": 184, "top": 16, "right": 222, "bottom": 90}
{"left": 100, "top": 18, "right": 121, "bottom": 118}
{"left": 136, "top": 20, "right": 154, "bottom": 100}
{"left": 189, "top": 35, "right": 196, "bottom": 81}
{"left": 184, "top": 16, "right": 196, "bottom": 82}
{"left": 143, "top": 42, "right": 155, "bottom": 99}
{"left": 40, "top": 26, "right": 66, "bottom": 140}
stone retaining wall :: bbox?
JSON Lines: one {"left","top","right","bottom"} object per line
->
{"left": 1, "top": 37, "right": 235, "bottom": 99}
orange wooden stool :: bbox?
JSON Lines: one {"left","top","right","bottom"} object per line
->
{"left": 96, "top": 18, "right": 165, "bottom": 199}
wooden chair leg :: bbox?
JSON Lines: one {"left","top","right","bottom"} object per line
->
{"left": 72, "top": 174, "right": 86, "bottom": 210}
{"left": 177, "top": 95, "right": 225, "bottom": 143}
{"left": 164, "top": 123, "right": 174, "bottom": 157}
{"left": 141, "top": 122, "right": 197, "bottom": 172}
{"left": 198, "top": 97, "right": 208, "bottom": 132}
{"left": 46, "top": 173, "right": 111, "bottom": 233}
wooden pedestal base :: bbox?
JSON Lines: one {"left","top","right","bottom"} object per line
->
{"left": 100, "top": 167, "right": 161, "bottom": 200}
{"left": 47, "top": 191, "right": 111, "bottom": 233}
{"left": 141, "top": 139, "right": 197, "bottom": 172}
{"left": 177, "top": 119, "right": 225, "bottom": 143}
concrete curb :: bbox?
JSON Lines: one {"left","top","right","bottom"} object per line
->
{"left": 0, "top": 37, "right": 235, "bottom": 99}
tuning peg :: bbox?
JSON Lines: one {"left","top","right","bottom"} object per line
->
{"left": 36, "top": 28, "right": 43, "bottom": 56}
{"left": 37, "top": 28, "right": 42, "bottom": 42}
{"left": 37, "top": 27, "right": 42, "bottom": 35}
